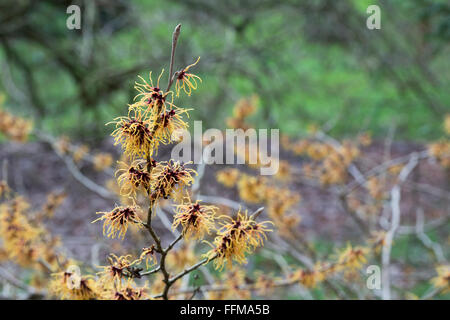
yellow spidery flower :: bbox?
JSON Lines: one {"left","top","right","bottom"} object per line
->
{"left": 291, "top": 139, "right": 309, "bottom": 155}
{"left": 97, "top": 254, "right": 136, "bottom": 283}
{"left": 254, "top": 272, "right": 277, "bottom": 296}
{"left": 153, "top": 107, "right": 190, "bottom": 145}
{"left": 0, "top": 108, "right": 33, "bottom": 143}
{"left": 428, "top": 140, "right": 450, "bottom": 168}
{"left": 237, "top": 174, "right": 267, "bottom": 204}
{"left": 216, "top": 168, "right": 240, "bottom": 188}
{"left": 431, "top": 265, "right": 450, "bottom": 293}
{"left": 172, "top": 194, "right": 217, "bottom": 240}
{"left": 306, "top": 142, "right": 330, "bottom": 161}
{"left": 0, "top": 197, "right": 37, "bottom": 264}
{"left": 316, "top": 148, "right": 350, "bottom": 186}
{"left": 93, "top": 205, "right": 143, "bottom": 240}
{"left": 273, "top": 214, "right": 301, "bottom": 239}
{"left": 366, "top": 176, "right": 385, "bottom": 201}
{"left": 292, "top": 266, "right": 325, "bottom": 289}
{"left": 204, "top": 209, "right": 272, "bottom": 270}
{"left": 116, "top": 159, "right": 153, "bottom": 198}
{"left": 175, "top": 57, "right": 202, "bottom": 97}
{"left": 339, "top": 141, "right": 360, "bottom": 165}
{"left": 93, "top": 153, "right": 114, "bottom": 171}
{"left": 132, "top": 70, "right": 177, "bottom": 117}
{"left": 336, "top": 244, "right": 369, "bottom": 272}
{"left": 428, "top": 141, "right": 450, "bottom": 159}
{"left": 0, "top": 193, "right": 64, "bottom": 270}
{"left": 110, "top": 108, "right": 154, "bottom": 159}
{"left": 139, "top": 245, "right": 157, "bottom": 269}
{"left": 266, "top": 188, "right": 302, "bottom": 238}
{"left": 72, "top": 144, "right": 89, "bottom": 163}
{"left": 275, "top": 160, "right": 292, "bottom": 181}
{"left": 134, "top": 70, "right": 164, "bottom": 102}
{"left": 226, "top": 96, "right": 259, "bottom": 130}
{"left": 368, "top": 231, "right": 387, "bottom": 254}
{"left": 150, "top": 160, "right": 196, "bottom": 203}
{"left": 40, "top": 191, "right": 66, "bottom": 218}
{"left": 266, "top": 188, "right": 300, "bottom": 218}
{"left": 358, "top": 132, "right": 372, "bottom": 146}
{"left": 55, "top": 135, "right": 71, "bottom": 155}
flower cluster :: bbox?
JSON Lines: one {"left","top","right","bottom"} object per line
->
{"left": 204, "top": 209, "right": 272, "bottom": 270}
{"left": 175, "top": 57, "right": 202, "bottom": 97}
{"left": 172, "top": 194, "right": 217, "bottom": 240}
{"left": 11, "top": 25, "right": 450, "bottom": 301}
{"left": 428, "top": 140, "right": 450, "bottom": 168}
{"left": 0, "top": 102, "right": 33, "bottom": 143}
{"left": 0, "top": 191, "right": 64, "bottom": 270}
{"left": 149, "top": 160, "right": 196, "bottom": 204}
{"left": 217, "top": 169, "right": 300, "bottom": 238}
{"left": 226, "top": 96, "right": 259, "bottom": 130}
{"left": 431, "top": 265, "right": 450, "bottom": 293}
{"left": 93, "top": 205, "right": 143, "bottom": 240}
{"left": 86, "top": 32, "right": 273, "bottom": 302}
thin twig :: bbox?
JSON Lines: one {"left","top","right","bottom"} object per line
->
{"left": 35, "top": 130, "right": 116, "bottom": 200}
{"left": 141, "top": 266, "right": 161, "bottom": 276}
{"left": 196, "top": 194, "right": 247, "bottom": 211}
{"left": 344, "top": 150, "right": 429, "bottom": 195}
{"left": 250, "top": 207, "right": 264, "bottom": 219}
{"left": 381, "top": 153, "right": 419, "bottom": 300}
{"left": 0, "top": 266, "right": 44, "bottom": 296}
{"left": 415, "top": 209, "right": 447, "bottom": 263}
{"left": 152, "top": 254, "right": 218, "bottom": 299}
{"left": 421, "top": 287, "right": 442, "bottom": 300}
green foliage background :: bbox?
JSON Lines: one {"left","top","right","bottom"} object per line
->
{"left": 0, "top": 0, "right": 449, "bottom": 141}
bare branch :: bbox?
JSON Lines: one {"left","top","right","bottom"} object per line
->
{"left": 381, "top": 153, "right": 419, "bottom": 300}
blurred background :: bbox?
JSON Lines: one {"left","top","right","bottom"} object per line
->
{"left": 0, "top": 0, "right": 449, "bottom": 300}
{"left": 1, "top": 0, "right": 449, "bottom": 140}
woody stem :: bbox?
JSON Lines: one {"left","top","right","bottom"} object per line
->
{"left": 166, "top": 24, "right": 181, "bottom": 92}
